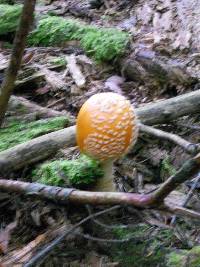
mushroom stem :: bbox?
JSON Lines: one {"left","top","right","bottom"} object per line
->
{"left": 93, "top": 160, "right": 116, "bottom": 192}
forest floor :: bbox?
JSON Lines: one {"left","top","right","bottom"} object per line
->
{"left": 0, "top": 0, "right": 200, "bottom": 266}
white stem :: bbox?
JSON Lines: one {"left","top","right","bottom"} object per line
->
{"left": 93, "top": 160, "right": 116, "bottom": 192}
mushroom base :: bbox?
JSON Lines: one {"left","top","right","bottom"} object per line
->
{"left": 92, "top": 160, "right": 116, "bottom": 192}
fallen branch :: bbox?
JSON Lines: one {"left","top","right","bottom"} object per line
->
{"left": 136, "top": 89, "right": 200, "bottom": 125}
{"left": 8, "top": 96, "right": 66, "bottom": 119}
{"left": 0, "top": 154, "right": 200, "bottom": 217}
{"left": 139, "top": 123, "right": 200, "bottom": 155}
{"left": 0, "top": 178, "right": 200, "bottom": 221}
{"left": 1, "top": 90, "right": 200, "bottom": 172}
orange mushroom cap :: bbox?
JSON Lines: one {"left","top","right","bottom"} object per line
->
{"left": 76, "top": 93, "right": 138, "bottom": 161}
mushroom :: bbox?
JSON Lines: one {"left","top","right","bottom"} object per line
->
{"left": 76, "top": 92, "right": 138, "bottom": 191}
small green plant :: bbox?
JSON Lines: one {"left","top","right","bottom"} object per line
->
{"left": 0, "top": 4, "right": 22, "bottom": 34}
{"left": 0, "top": 116, "right": 68, "bottom": 151}
{"left": 49, "top": 56, "right": 66, "bottom": 66}
{"left": 160, "top": 156, "right": 176, "bottom": 181}
{"left": 32, "top": 155, "right": 104, "bottom": 187}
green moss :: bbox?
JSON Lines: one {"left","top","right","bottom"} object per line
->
{"left": 49, "top": 56, "right": 66, "bottom": 66}
{"left": 167, "top": 246, "right": 200, "bottom": 267}
{"left": 80, "top": 27, "right": 129, "bottom": 62}
{"left": 28, "top": 17, "right": 80, "bottom": 46}
{"left": 32, "top": 155, "right": 104, "bottom": 187}
{"left": 187, "top": 246, "right": 200, "bottom": 267}
{"left": 28, "top": 16, "right": 129, "bottom": 62}
{"left": 0, "top": 116, "right": 68, "bottom": 151}
{"left": 160, "top": 156, "right": 176, "bottom": 181}
{"left": 0, "top": 4, "right": 22, "bottom": 34}
{"left": 111, "top": 226, "right": 177, "bottom": 267}
{"left": 167, "top": 252, "right": 186, "bottom": 267}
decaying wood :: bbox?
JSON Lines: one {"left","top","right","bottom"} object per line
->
{"left": 0, "top": 0, "right": 36, "bottom": 126}
{"left": 120, "top": 50, "right": 197, "bottom": 88}
{"left": 1, "top": 90, "right": 200, "bottom": 172}
{"left": 14, "top": 71, "right": 45, "bottom": 91}
{"left": 65, "top": 55, "right": 86, "bottom": 88}
{"left": 139, "top": 123, "right": 200, "bottom": 155}
{"left": 8, "top": 96, "right": 66, "bottom": 119}
{"left": 36, "top": 65, "right": 68, "bottom": 91}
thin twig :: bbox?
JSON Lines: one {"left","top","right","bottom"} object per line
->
{"left": 139, "top": 123, "right": 200, "bottom": 155}
{"left": 46, "top": 97, "right": 66, "bottom": 108}
{"left": 23, "top": 206, "right": 120, "bottom": 267}
{"left": 177, "top": 123, "right": 200, "bottom": 131}
{"left": 86, "top": 205, "right": 127, "bottom": 230}
{"left": 75, "top": 232, "right": 132, "bottom": 243}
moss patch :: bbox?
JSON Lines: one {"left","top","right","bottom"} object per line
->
{"left": 160, "top": 156, "right": 176, "bottom": 181}
{"left": 0, "top": 4, "right": 22, "bottom": 34}
{"left": 167, "top": 246, "right": 200, "bottom": 267}
{"left": 111, "top": 226, "right": 179, "bottom": 267}
{"left": 0, "top": 116, "right": 68, "bottom": 151}
{"left": 32, "top": 155, "right": 104, "bottom": 187}
{"left": 167, "top": 251, "right": 187, "bottom": 267}
{"left": 28, "top": 16, "right": 129, "bottom": 62}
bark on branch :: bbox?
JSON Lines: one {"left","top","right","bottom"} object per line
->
{"left": 1, "top": 153, "right": 199, "bottom": 216}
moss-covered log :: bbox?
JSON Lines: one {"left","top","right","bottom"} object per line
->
{"left": 0, "top": 116, "right": 69, "bottom": 152}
